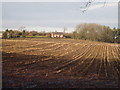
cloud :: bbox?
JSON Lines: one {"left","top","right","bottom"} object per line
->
{"left": 26, "top": 26, "right": 75, "bottom": 33}
{"left": 3, "top": 19, "right": 118, "bottom": 24}
{"left": 1, "top": 0, "right": 119, "bottom": 2}
{"left": 2, "top": 19, "right": 117, "bottom": 30}
{"left": 2, "top": 2, "right": 118, "bottom": 30}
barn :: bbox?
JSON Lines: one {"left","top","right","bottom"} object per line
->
{"left": 51, "top": 32, "right": 64, "bottom": 38}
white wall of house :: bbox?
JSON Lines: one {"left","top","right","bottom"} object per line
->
{"left": 60, "top": 35, "right": 63, "bottom": 38}
{"left": 54, "top": 35, "right": 56, "bottom": 37}
{"left": 0, "top": 33, "right": 2, "bottom": 38}
{"left": 51, "top": 33, "right": 64, "bottom": 38}
{"left": 51, "top": 34, "right": 54, "bottom": 38}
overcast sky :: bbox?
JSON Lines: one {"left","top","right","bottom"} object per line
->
{"left": 1, "top": 2, "right": 118, "bottom": 32}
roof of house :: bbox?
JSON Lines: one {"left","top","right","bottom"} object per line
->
{"left": 51, "top": 32, "right": 63, "bottom": 35}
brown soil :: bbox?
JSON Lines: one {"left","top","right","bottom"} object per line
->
{"left": 2, "top": 38, "right": 120, "bottom": 88}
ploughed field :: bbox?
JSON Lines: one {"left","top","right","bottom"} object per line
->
{"left": 2, "top": 38, "right": 120, "bottom": 88}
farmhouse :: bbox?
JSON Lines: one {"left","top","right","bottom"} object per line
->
{"left": 51, "top": 32, "right": 64, "bottom": 38}
{"left": 0, "top": 32, "right": 2, "bottom": 38}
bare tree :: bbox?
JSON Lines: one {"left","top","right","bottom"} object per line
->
{"left": 74, "top": 23, "right": 115, "bottom": 43}
{"left": 80, "top": 0, "right": 107, "bottom": 13}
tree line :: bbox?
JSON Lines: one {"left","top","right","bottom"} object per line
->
{"left": 72, "top": 23, "right": 120, "bottom": 43}
{"left": 3, "top": 29, "right": 26, "bottom": 39}
{"left": 2, "top": 29, "right": 47, "bottom": 39}
{"left": 2, "top": 23, "right": 120, "bottom": 43}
